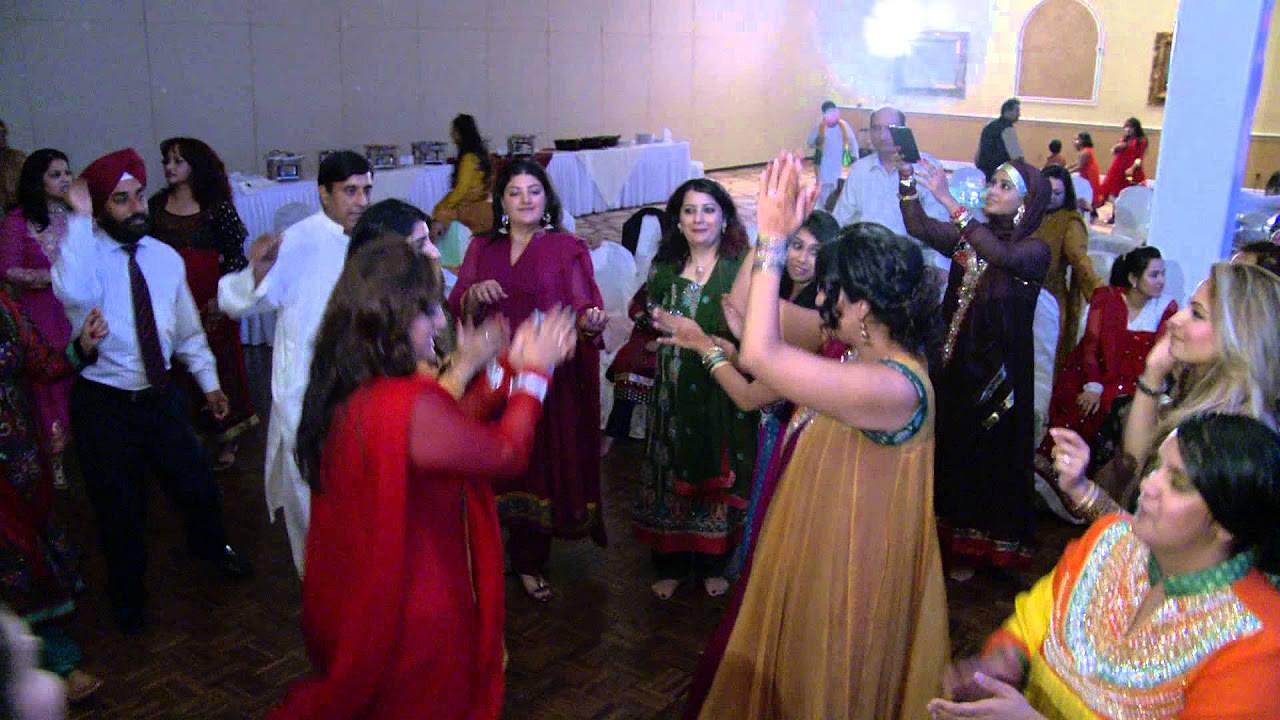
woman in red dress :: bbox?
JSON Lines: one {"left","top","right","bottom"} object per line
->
{"left": 449, "top": 158, "right": 608, "bottom": 602}
{"left": 1097, "top": 118, "right": 1148, "bottom": 209}
{"left": 269, "top": 239, "right": 578, "bottom": 720}
{"left": 1040, "top": 246, "right": 1176, "bottom": 459}
{"left": 148, "top": 137, "right": 256, "bottom": 471}
{"left": 1068, "top": 131, "right": 1101, "bottom": 209}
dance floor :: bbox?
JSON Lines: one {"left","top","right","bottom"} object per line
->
{"left": 62, "top": 165, "right": 1081, "bottom": 719}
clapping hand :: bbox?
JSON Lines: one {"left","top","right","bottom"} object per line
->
{"left": 756, "top": 151, "right": 818, "bottom": 239}
{"left": 652, "top": 308, "right": 715, "bottom": 355}
{"left": 454, "top": 314, "right": 510, "bottom": 374}
{"left": 578, "top": 306, "right": 608, "bottom": 335}
{"left": 66, "top": 180, "right": 92, "bottom": 217}
{"left": 1048, "top": 427, "right": 1092, "bottom": 500}
{"left": 508, "top": 306, "right": 578, "bottom": 374}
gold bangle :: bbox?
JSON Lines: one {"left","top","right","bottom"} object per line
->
{"left": 752, "top": 235, "right": 787, "bottom": 274}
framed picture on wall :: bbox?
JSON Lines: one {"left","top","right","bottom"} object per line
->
{"left": 1149, "top": 32, "right": 1173, "bottom": 105}
{"left": 894, "top": 32, "right": 968, "bottom": 98}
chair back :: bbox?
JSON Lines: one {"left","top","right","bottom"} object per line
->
{"left": 1113, "top": 185, "right": 1153, "bottom": 243}
{"left": 591, "top": 242, "right": 639, "bottom": 355}
{"left": 1032, "top": 288, "right": 1061, "bottom": 444}
{"left": 632, "top": 214, "right": 663, "bottom": 290}
{"left": 1072, "top": 174, "right": 1094, "bottom": 208}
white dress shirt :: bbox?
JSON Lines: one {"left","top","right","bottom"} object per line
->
{"left": 52, "top": 216, "right": 219, "bottom": 393}
{"left": 831, "top": 152, "right": 953, "bottom": 267}
{"left": 218, "top": 209, "right": 348, "bottom": 576}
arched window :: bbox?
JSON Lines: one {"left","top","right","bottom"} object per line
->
{"left": 1016, "top": 0, "right": 1102, "bottom": 104}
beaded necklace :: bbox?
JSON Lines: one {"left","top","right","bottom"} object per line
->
{"left": 1147, "top": 547, "right": 1258, "bottom": 597}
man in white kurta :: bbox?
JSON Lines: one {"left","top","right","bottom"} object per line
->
{"left": 218, "top": 151, "right": 372, "bottom": 575}
{"left": 832, "top": 106, "right": 952, "bottom": 269}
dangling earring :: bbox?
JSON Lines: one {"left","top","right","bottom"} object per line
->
{"left": 542, "top": 212, "right": 553, "bottom": 229}
{"left": 499, "top": 213, "right": 510, "bottom": 234}
{"left": 859, "top": 318, "right": 871, "bottom": 342}
{"left": 1013, "top": 204, "right": 1025, "bottom": 226}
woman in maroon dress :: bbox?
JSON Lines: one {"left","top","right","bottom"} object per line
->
{"left": 148, "top": 137, "right": 256, "bottom": 471}
{"left": 449, "top": 158, "right": 608, "bottom": 602}
{"left": 271, "top": 239, "right": 578, "bottom": 720}
{"left": 1039, "top": 246, "right": 1176, "bottom": 458}
{"left": 0, "top": 149, "right": 75, "bottom": 486}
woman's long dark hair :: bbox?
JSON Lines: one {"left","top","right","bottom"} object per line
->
{"left": 347, "top": 198, "right": 428, "bottom": 259}
{"left": 488, "top": 158, "right": 565, "bottom": 236}
{"left": 1041, "top": 164, "right": 1078, "bottom": 216}
{"left": 1176, "top": 412, "right": 1280, "bottom": 575}
{"left": 14, "top": 148, "right": 69, "bottom": 229}
{"left": 816, "top": 222, "right": 941, "bottom": 358}
{"left": 779, "top": 210, "right": 840, "bottom": 306}
{"left": 1125, "top": 117, "right": 1146, "bottom": 139}
{"left": 451, "top": 113, "right": 491, "bottom": 188}
{"left": 1110, "top": 245, "right": 1162, "bottom": 288}
{"left": 154, "top": 137, "right": 233, "bottom": 211}
{"left": 652, "top": 178, "right": 749, "bottom": 265}
{"left": 295, "top": 239, "right": 443, "bottom": 492}
{"left": 1076, "top": 131, "right": 1094, "bottom": 149}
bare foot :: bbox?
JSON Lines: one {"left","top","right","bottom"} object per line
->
{"left": 651, "top": 578, "right": 681, "bottom": 600}
{"left": 703, "top": 576, "right": 729, "bottom": 597}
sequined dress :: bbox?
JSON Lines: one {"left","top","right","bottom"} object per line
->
{"left": 986, "top": 514, "right": 1280, "bottom": 718}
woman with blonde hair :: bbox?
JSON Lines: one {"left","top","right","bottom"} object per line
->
{"left": 1052, "top": 262, "right": 1280, "bottom": 518}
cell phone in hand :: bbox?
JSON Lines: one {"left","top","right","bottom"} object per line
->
{"left": 889, "top": 125, "right": 921, "bottom": 164}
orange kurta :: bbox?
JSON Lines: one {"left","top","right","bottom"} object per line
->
{"left": 987, "top": 514, "right": 1280, "bottom": 718}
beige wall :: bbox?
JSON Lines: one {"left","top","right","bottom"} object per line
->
{"left": 0, "top": 0, "right": 825, "bottom": 183}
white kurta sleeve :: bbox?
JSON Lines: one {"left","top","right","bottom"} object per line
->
{"left": 51, "top": 215, "right": 101, "bottom": 328}
{"left": 832, "top": 169, "right": 860, "bottom": 226}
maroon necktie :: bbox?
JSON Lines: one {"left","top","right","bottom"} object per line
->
{"left": 123, "top": 243, "right": 168, "bottom": 389}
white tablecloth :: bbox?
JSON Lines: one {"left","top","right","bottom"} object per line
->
{"left": 546, "top": 141, "right": 692, "bottom": 216}
{"left": 230, "top": 164, "right": 454, "bottom": 344}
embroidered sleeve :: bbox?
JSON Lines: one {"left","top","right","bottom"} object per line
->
{"left": 210, "top": 201, "right": 249, "bottom": 275}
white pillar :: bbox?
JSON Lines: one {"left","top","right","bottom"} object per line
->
{"left": 1146, "top": 0, "right": 1274, "bottom": 301}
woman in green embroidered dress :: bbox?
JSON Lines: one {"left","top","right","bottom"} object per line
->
{"left": 633, "top": 178, "right": 757, "bottom": 600}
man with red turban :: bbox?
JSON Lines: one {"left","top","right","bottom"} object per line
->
{"left": 52, "top": 148, "right": 252, "bottom": 634}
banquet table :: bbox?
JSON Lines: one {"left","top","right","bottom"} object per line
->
{"left": 546, "top": 141, "right": 691, "bottom": 216}
{"left": 230, "top": 164, "right": 453, "bottom": 344}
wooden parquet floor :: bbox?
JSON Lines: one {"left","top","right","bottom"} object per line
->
{"left": 59, "top": 166, "right": 1084, "bottom": 718}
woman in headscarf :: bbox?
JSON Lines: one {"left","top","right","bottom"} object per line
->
{"left": 900, "top": 158, "right": 1051, "bottom": 577}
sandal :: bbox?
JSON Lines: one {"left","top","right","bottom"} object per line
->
{"left": 66, "top": 669, "right": 103, "bottom": 703}
{"left": 213, "top": 442, "right": 238, "bottom": 472}
{"left": 520, "top": 573, "right": 553, "bottom": 603}
{"left": 651, "top": 578, "right": 681, "bottom": 600}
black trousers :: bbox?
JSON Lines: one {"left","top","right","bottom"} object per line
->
{"left": 69, "top": 378, "right": 229, "bottom": 619}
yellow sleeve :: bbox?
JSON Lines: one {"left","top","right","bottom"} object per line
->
{"left": 433, "top": 153, "right": 484, "bottom": 212}
{"left": 987, "top": 568, "right": 1056, "bottom": 662}
{"left": 1062, "top": 219, "right": 1102, "bottom": 298}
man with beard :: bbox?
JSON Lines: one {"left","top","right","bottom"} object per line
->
{"left": 52, "top": 148, "right": 252, "bottom": 634}
{"left": 217, "top": 151, "right": 372, "bottom": 576}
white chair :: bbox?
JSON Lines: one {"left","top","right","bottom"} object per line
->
{"left": 1088, "top": 229, "right": 1141, "bottom": 257}
{"left": 590, "top": 242, "right": 638, "bottom": 355}
{"left": 1072, "top": 174, "right": 1094, "bottom": 210}
{"left": 1032, "top": 288, "right": 1060, "bottom": 448}
{"left": 1079, "top": 251, "right": 1117, "bottom": 343}
{"left": 1112, "top": 185, "right": 1154, "bottom": 244}
{"left": 632, "top": 213, "right": 663, "bottom": 292}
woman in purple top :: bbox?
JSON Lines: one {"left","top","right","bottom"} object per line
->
{"left": 0, "top": 149, "right": 74, "bottom": 485}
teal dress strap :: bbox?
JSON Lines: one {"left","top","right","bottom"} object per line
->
{"left": 862, "top": 359, "right": 928, "bottom": 447}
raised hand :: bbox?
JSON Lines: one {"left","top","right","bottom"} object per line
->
{"left": 468, "top": 280, "right": 508, "bottom": 306}
{"left": 1048, "top": 427, "right": 1092, "bottom": 500}
{"left": 248, "top": 233, "right": 283, "bottom": 286}
{"left": 66, "top": 180, "right": 92, "bottom": 217}
{"left": 509, "top": 306, "right": 578, "bottom": 374}
{"left": 756, "top": 151, "right": 818, "bottom": 239}
{"left": 454, "top": 313, "right": 510, "bottom": 373}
